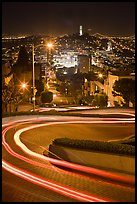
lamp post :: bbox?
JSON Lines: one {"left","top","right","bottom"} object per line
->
{"left": 32, "top": 44, "right": 36, "bottom": 112}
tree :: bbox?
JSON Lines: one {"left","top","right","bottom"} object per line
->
{"left": 12, "top": 46, "right": 30, "bottom": 75}
{"left": 92, "top": 93, "right": 108, "bottom": 108}
{"left": 16, "top": 46, "right": 29, "bottom": 66}
{"left": 2, "top": 85, "right": 13, "bottom": 112}
{"left": 78, "top": 95, "right": 94, "bottom": 105}
{"left": 2, "top": 84, "right": 24, "bottom": 112}
{"left": 35, "top": 79, "right": 44, "bottom": 96}
{"left": 13, "top": 93, "right": 23, "bottom": 112}
{"left": 83, "top": 71, "right": 97, "bottom": 81}
{"left": 113, "top": 78, "right": 135, "bottom": 107}
{"left": 41, "top": 91, "right": 53, "bottom": 104}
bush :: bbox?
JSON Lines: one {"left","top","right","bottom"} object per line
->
{"left": 114, "top": 101, "right": 121, "bottom": 108}
{"left": 93, "top": 93, "right": 108, "bottom": 108}
{"left": 53, "top": 138, "right": 135, "bottom": 156}
{"left": 41, "top": 91, "right": 53, "bottom": 103}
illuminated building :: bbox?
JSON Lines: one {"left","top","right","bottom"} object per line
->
{"left": 78, "top": 55, "right": 89, "bottom": 73}
{"left": 89, "top": 71, "right": 135, "bottom": 107}
{"left": 80, "top": 25, "right": 83, "bottom": 36}
{"left": 106, "top": 41, "right": 112, "bottom": 51}
{"left": 53, "top": 51, "right": 78, "bottom": 69}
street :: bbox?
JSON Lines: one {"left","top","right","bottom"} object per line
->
{"left": 2, "top": 110, "right": 135, "bottom": 202}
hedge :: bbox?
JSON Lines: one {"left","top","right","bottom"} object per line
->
{"left": 2, "top": 110, "right": 133, "bottom": 118}
{"left": 53, "top": 138, "right": 135, "bottom": 156}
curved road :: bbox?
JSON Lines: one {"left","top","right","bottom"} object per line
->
{"left": 2, "top": 109, "right": 135, "bottom": 202}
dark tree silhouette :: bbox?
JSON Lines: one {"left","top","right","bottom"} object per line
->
{"left": 92, "top": 93, "right": 108, "bottom": 108}
{"left": 35, "top": 79, "right": 44, "bottom": 96}
{"left": 41, "top": 91, "right": 53, "bottom": 104}
{"left": 12, "top": 46, "right": 30, "bottom": 75}
{"left": 16, "top": 46, "right": 29, "bottom": 66}
{"left": 113, "top": 78, "right": 135, "bottom": 107}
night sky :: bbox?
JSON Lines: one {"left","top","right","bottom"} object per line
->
{"left": 2, "top": 2, "right": 135, "bottom": 37}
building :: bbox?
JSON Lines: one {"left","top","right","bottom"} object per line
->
{"left": 53, "top": 50, "right": 78, "bottom": 69}
{"left": 89, "top": 71, "right": 135, "bottom": 107}
{"left": 78, "top": 55, "right": 90, "bottom": 73}
{"left": 79, "top": 25, "right": 83, "bottom": 36}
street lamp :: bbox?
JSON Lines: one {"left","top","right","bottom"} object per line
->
{"left": 46, "top": 42, "right": 53, "bottom": 65}
{"left": 21, "top": 83, "right": 27, "bottom": 89}
{"left": 19, "top": 82, "right": 28, "bottom": 91}
{"left": 98, "top": 73, "right": 103, "bottom": 78}
{"left": 47, "top": 42, "right": 53, "bottom": 49}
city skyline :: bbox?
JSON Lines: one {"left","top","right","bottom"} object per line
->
{"left": 2, "top": 2, "right": 135, "bottom": 37}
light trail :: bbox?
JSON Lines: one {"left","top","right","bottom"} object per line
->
{"left": 2, "top": 111, "right": 135, "bottom": 202}
{"left": 3, "top": 117, "right": 135, "bottom": 184}
{"left": 2, "top": 123, "right": 134, "bottom": 192}
{"left": 3, "top": 160, "right": 107, "bottom": 202}
{"left": 2, "top": 121, "right": 111, "bottom": 202}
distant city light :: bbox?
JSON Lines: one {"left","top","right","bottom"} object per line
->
{"left": 84, "top": 78, "right": 88, "bottom": 82}
{"left": 63, "top": 71, "right": 67, "bottom": 74}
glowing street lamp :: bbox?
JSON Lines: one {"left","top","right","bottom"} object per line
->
{"left": 21, "top": 83, "right": 27, "bottom": 89}
{"left": 19, "top": 82, "right": 28, "bottom": 90}
{"left": 47, "top": 42, "right": 53, "bottom": 49}
{"left": 46, "top": 42, "right": 53, "bottom": 64}
{"left": 98, "top": 73, "right": 103, "bottom": 78}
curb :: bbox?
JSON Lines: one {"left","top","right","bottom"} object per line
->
{"left": 47, "top": 144, "right": 135, "bottom": 175}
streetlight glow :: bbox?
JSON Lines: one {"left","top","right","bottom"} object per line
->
{"left": 21, "top": 83, "right": 27, "bottom": 89}
{"left": 47, "top": 42, "right": 53, "bottom": 49}
{"left": 98, "top": 73, "right": 103, "bottom": 78}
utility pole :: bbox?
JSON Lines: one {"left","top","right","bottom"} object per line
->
{"left": 32, "top": 44, "right": 35, "bottom": 112}
{"left": 89, "top": 49, "right": 92, "bottom": 72}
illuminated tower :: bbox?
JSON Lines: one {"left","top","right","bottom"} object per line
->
{"left": 107, "top": 41, "right": 112, "bottom": 51}
{"left": 80, "top": 25, "right": 83, "bottom": 36}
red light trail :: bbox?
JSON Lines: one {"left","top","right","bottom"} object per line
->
{"left": 2, "top": 111, "right": 135, "bottom": 202}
